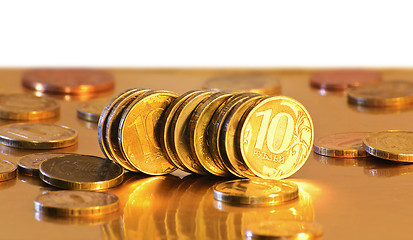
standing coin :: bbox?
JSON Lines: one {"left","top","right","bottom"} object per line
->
{"left": 119, "top": 90, "right": 179, "bottom": 175}
{"left": 77, "top": 98, "right": 110, "bottom": 122}
{"left": 39, "top": 154, "right": 124, "bottom": 190}
{"left": 0, "top": 160, "right": 17, "bottom": 181}
{"left": 313, "top": 132, "right": 370, "bottom": 158}
{"left": 212, "top": 178, "right": 299, "bottom": 205}
{"left": 245, "top": 220, "right": 323, "bottom": 240}
{"left": 0, "top": 94, "right": 60, "bottom": 120}
{"left": 347, "top": 81, "right": 413, "bottom": 107}
{"left": 0, "top": 123, "right": 78, "bottom": 149}
{"left": 34, "top": 190, "right": 119, "bottom": 217}
{"left": 17, "top": 152, "right": 73, "bottom": 176}
{"left": 22, "top": 68, "right": 115, "bottom": 94}
{"left": 310, "top": 69, "right": 381, "bottom": 91}
{"left": 239, "top": 96, "right": 314, "bottom": 179}
{"left": 363, "top": 130, "right": 413, "bottom": 162}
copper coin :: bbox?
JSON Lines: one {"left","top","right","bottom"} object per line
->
{"left": 313, "top": 132, "right": 370, "bottom": 158}
{"left": 310, "top": 69, "right": 381, "bottom": 91}
{"left": 22, "top": 68, "right": 115, "bottom": 95}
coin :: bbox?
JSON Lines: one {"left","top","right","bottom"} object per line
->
{"left": 0, "top": 123, "right": 78, "bottom": 149}
{"left": 160, "top": 90, "right": 205, "bottom": 172}
{"left": 0, "top": 160, "right": 17, "bottom": 181}
{"left": 0, "top": 93, "right": 60, "bottom": 120}
{"left": 310, "top": 69, "right": 381, "bottom": 91}
{"left": 313, "top": 132, "right": 370, "bottom": 158}
{"left": 22, "top": 68, "right": 115, "bottom": 95}
{"left": 188, "top": 92, "right": 233, "bottom": 176}
{"left": 77, "top": 98, "right": 110, "bottom": 122}
{"left": 34, "top": 190, "right": 119, "bottom": 217}
{"left": 245, "top": 220, "right": 323, "bottom": 240}
{"left": 170, "top": 91, "right": 216, "bottom": 174}
{"left": 239, "top": 96, "right": 314, "bottom": 179}
{"left": 119, "top": 90, "right": 179, "bottom": 175}
{"left": 347, "top": 81, "right": 413, "bottom": 107}
{"left": 17, "top": 152, "right": 73, "bottom": 176}
{"left": 363, "top": 130, "right": 413, "bottom": 162}
{"left": 203, "top": 73, "right": 281, "bottom": 95}
{"left": 39, "top": 154, "right": 124, "bottom": 190}
{"left": 212, "top": 178, "right": 299, "bottom": 205}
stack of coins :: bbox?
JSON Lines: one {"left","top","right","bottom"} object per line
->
{"left": 99, "top": 89, "right": 314, "bottom": 179}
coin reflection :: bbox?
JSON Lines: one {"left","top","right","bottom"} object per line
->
{"left": 348, "top": 103, "right": 413, "bottom": 114}
{"left": 35, "top": 210, "right": 121, "bottom": 226}
{"left": 315, "top": 154, "right": 377, "bottom": 167}
{"left": 364, "top": 160, "right": 413, "bottom": 177}
{"left": 0, "top": 178, "right": 16, "bottom": 190}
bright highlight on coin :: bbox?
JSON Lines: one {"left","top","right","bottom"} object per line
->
{"left": 0, "top": 123, "right": 78, "bottom": 149}
{"left": 313, "top": 132, "right": 370, "bottom": 158}
{"left": 213, "top": 179, "right": 299, "bottom": 205}
{"left": 39, "top": 154, "right": 124, "bottom": 190}
{"left": 0, "top": 160, "right": 17, "bottom": 181}
{"left": 363, "top": 130, "right": 413, "bottom": 162}
{"left": 77, "top": 98, "right": 109, "bottom": 122}
{"left": 18, "top": 152, "right": 73, "bottom": 176}
{"left": 310, "top": 69, "right": 381, "bottom": 91}
{"left": 245, "top": 220, "right": 323, "bottom": 240}
{"left": 34, "top": 190, "right": 119, "bottom": 217}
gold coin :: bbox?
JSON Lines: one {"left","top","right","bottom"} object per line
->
{"left": 17, "top": 152, "right": 73, "bottom": 176}
{"left": 347, "top": 81, "right": 413, "bottom": 107}
{"left": 119, "top": 90, "right": 179, "bottom": 175}
{"left": 313, "top": 132, "right": 370, "bottom": 158}
{"left": 245, "top": 220, "right": 323, "bottom": 240}
{"left": 188, "top": 92, "right": 233, "bottom": 176}
{"left": 220, "top": 95, "right": 265, "bottom": 178}
{"left": 160, "top": 90, "right": 205, "bottom": 172}
{"left": 77, "top": 98, "right": 110, "bottom": 122}
{"left": 0, "top": 93, "right": 59, "bottom": 120}
{"left": 363, "top": 130, "right": 413, "bottom": 162}
{"left": 239, "top": 96, "right": 314, "bottom": 179}
{"left": 105, "top": 89, "right": 151, "bottom": 172}
{"left": 0, "top": 123, "right": 78, "bottom": 149}
{"left": 170, "top": 91, "right": 216, "bottom": 174}
{"left": 212, "top": 178, "right": 299, "bottom": 205}
{"left": 0, "top": 160, "right": 17, "bottom": 181}
{"left": 34, "top": 190, "right": 119, "bottom": 217}
{"left": 203, "top": 73, "right": 281, "bottom": 95}
{"left": 39, "top": 154, "right": 124, "bottom": 190}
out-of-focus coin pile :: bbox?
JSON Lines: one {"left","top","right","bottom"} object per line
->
{"left": 99, "top": 89, "right": 314, "bottom": 179}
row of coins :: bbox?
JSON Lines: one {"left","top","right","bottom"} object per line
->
{"left": 98, "top": 88, "right": 314, "bottom": 179}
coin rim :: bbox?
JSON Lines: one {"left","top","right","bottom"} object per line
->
{"left": 0, "top": 160, "right": 17, "bottom": 181}
{"left": 313, "top": 132, "right": 370, "bottom": 158}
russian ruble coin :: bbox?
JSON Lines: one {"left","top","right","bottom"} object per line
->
{"left": 170, "top": 91, "right": 216, "bottom": 174}
{"left": 188, "top": 92, "right": 233, "bottom": 176}
{"left": 239, "top": 96, "right": 314, "bottom": 179}
{"left": 39, "top": 154, "right": 124, "bottom": 190}
{"left": 77, "top": 98, "right": 110, "bottom": 122}
{"left": 119, "top": 90, "right": 179, "bottom": 175}
{"left": 313, "top": 132, "right": 370, "bottom": 158}
{"left": 212, "top": 178, "right": 299, "bottom": 205}
{"left": 0, "top": 160, "right": 17, "bottom": 181}
{"left": 17, "top": 152, "right": 73, "bottom": 176}
{"left": 363, "top": 130, "right": 413, "bottom": 162}
{"left": 203, "top": 73, "right": 281, "bottom": 95}
{"left": 34, "top": 190, "right": 119, "bottom": 217}
{"left": 310, "top": 69, "right": 381, "bottom": 91}
{"left": 0, "top": 123, "right": 78, "bottom": 149}
{"left": 347, "top": 81, "right": 413, "bottom": 107}
{"left": 0, "top": 93, "right": 59, "bottom": 120}
{"left": 245, "top": 220, "right": 323, "bottom": 240}
{"left": 160, "top": 90, "right": 206, "bottom": 172}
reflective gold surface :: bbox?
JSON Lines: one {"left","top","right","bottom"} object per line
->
{"left": 2, "top": 68, "right": 413, "bottom": 239}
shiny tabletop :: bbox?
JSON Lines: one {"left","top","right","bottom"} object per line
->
{"left": 0, "top": 68, "right": 412, "bottom": 240}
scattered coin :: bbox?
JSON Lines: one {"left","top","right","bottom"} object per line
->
{"left": 313, "top": 132, "right": 370, "bottom": 158}
{"left": 22, "top": 68, "right": 115, "bottom": 95}
{"left": 213, "top": 178, "right": 299, "bottom": 205}
{"left": 77, "top": 98, "right": 110, "bottom": 122}
{"left": 34, "top": 190, "right": 119, "bottom": 217}
{"left": 17, "top": 152, "right": 73, "bottom": 176}
{"left": 0, "top": 123, "right": 78, "bottom": 149}
{"left": 0, "top": 160, "right": 17, "bottom": 181}
{"left": 363, "top": 130, "right": 413, "bottom": 162}
{"left": 0, "top": 93, "right": 60, "bottom": 120}
{"left": 203, "top": 73, "right": 281, "bottom": 95}
{"left": 245, "top": 220, "right": 323, "bottom": 240}
{"left": 39, "top": 154, "right": 124, "bottom": 190}
{"left": 310, "top": 69, "right": 381, "bottom": 91}
{"left": 348, "top": 81, "right": 413, "bottom": 107}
